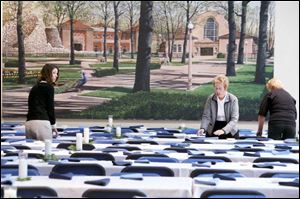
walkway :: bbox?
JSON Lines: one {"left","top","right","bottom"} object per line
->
{"left": 2, "top": 59, "right": 226, "bottom": 118}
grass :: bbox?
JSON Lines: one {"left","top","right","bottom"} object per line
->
{"left": 72, "top": 63, "right": 273, "bottom": 121}
{"left": 82, "top": 87, "right": 132, "bottom": 98}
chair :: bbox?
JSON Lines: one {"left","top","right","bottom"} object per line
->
{"left": 17, "top": 186, "right": 58, "bottom": 198}
{"left": 1, "top": 164, "right": 40, "bottom": 176}
{"left": 121, "top": 166, "right": 174, "bottom": 177}
{"left": 126, "top": 153, "right": 169, "bottom": 160}
{"left": 51, "top": 163, "right": 105, "bottom": 176}
{"left": 82, "top": 189, "right": 147, "bottom": 198}
{"left": 164, "top": 147, "right": 197, "bottom": 153}
{"left": 137, "top": 157, "right": 179, "bottom": 163}
{"left": 190, "top": 168, "right": 244, "bottom": 178}
{"left": 231, "top": 147, "right": 265, "bottom": 152}
{"left": 151, "top": 134, "right": 177, "bottom": 139}
{"left": 106, "top": 146, "right": 141, "bottom": 151}
{"left": 253, "top": 157, "right": 298, "bottom": 164}
{"left": 11, "top": 145, "right": 31, "bottom": 150}
{"left": 259, "top": 172, "right": 299, "bottom": 178}
{"left": 184, "top": 155, "right": 231, "bottom": 164}
{"left": 4, "top": 152, "right": 44, "bottom": 159}
{"left": 200, "top": 189, "right": 266, "bottom": 198}
{"left": 126, "top": 140, "right": 159, "bottom": 145}
{"left": 70, "top": 152, "right": 115, "bottom": 161}
{"left": 57, "top": 143, "right": 95, "bottom": 150}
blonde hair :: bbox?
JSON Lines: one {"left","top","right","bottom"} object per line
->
{"left": 213, "top": 74, "right": 229, "bottom": 90}
{"left": 266, "top": 78, "right": 283, "bottom": 91}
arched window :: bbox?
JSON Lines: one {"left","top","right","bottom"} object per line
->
{"left": 204, "top": 18, "right": 217, "bottom": 41}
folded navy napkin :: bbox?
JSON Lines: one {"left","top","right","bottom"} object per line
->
{"left": 1, "top": 174, "right": 13, "bottom": 185}
{"left": 1, "top": 179, "right": 13, "bottom": 185}
{"left": 279, "top": 178, "right": 299, "bottom": 187}
{"left": 275, "top": 144, "right": 292, "bottom": 150}
{"left": 120, "top": 173, "right": 143, "bottom": 180}
{"left": 192, "top": 162, "right": 211, "bottom": 168}
{"left": 243, "top": 152, "right": 261, "bottom": 157}
{"left": 252, "top": 163, "right": 274, "bottom": 169}
{"left": 194, "top": 179, "right": 216, "bottom": 186}
{"left": 49, "top": 171, "right": 73, "bottom": 180}
{"left": 234, "top": 144, "right": 252, "bottom": 149}
{"left": 47, "top": 160, "right": 62, "bottom": 165}
{"left": 112, "top": 161, "right": 132, "bottom": 166}
{"left": 84, "top": 178, "right": 110, "bottom": 186}
{"left": 271, "top": 150, "right": 290, "bottom": 155}
{"left": 134, "top": 159, "right": 150, "bottom": 164}
{"left": 170, "top": 143, "right": 190, "bottom": 148}
{"left": 188, "top": 150, "right": 205, "bottom": 155}
{"left": 212, "top": 150, "right": 227, "bottom": 154}
{"left": 213, "top": 173, "right": 236, "bottom": 181}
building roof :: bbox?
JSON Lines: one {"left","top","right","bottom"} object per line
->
{"left": 61, "top": 20, "right": 93, "bottom": 31}
{"left": 219, "top": 32, "right": 257, "bottom": 39}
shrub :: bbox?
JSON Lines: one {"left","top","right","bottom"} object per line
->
{"left": 93, "top": 68, "right": 117, "bottom": 77}
{"left": 217, "top": 53, "right": 225, "bottom": 58}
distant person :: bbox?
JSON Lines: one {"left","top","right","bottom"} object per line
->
{"left": 25, "top": 64, "right": 59, "bottom": 141}
{"left": 256, "top": 78, "right": 297, "bottom": 140}
{"left": 75, "top": 70, "right": 87, "bottom": 92}
{"left": 197, "top": 75, "right": 239, "bottom": 139}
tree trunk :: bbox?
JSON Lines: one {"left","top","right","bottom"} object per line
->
{"left": 237, "top": 1, "right": 249, "bottom": 64}
{"left": 255, "top": 1, "right": 270, "bottom": 84}
{"left": 181, "top": 1, "right": 190, "bottom": 64}
{"left": 113, "top": 2, "right": 120, "bottom": 72}
{"left": 69, "top": 16, "right": 75, "bottom": 65}
{"left": 130, "top": 17, "right": 134, "bottom": 59}
{"left": 103, "top": 25, "right": 107, "bottom": 62}
{"left": 133, "top": 1, "right": 153, "bottom": 92}
{"left": 226, "top": 1, "right": 236, "bottom": 76}
{"left": 17, "top": 1, "right": 26, "bottom": 84}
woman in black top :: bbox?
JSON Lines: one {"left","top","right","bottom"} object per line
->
{"left": 257, "top": 78, "right": 297, "bottom": 140}
{"left": 25, "top": 64, "right": 59, "bottom": 141}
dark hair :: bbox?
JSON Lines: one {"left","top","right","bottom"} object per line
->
{"left": 38, "top": 64, "right": 60, "bottom": 85}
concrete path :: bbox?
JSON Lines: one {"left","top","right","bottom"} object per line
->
{"left": 2, "top": 59, "right": 226, "bottom": 118}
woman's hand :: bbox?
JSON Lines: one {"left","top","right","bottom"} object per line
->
{"left": 52, "top": 128, "right": 58, "bottom": 138}
{"left": 256, "top": 131, "right": 262, "bottom": 137}
{"left": 197, "top": 129, "right": 205, "bottom": 136}
{"left": 213, "top": 129, "right": 225, "bottom": 136}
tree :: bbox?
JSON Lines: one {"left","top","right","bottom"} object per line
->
{"left": 255, "top": 1, "right": 270, "bottom": 84}
{"left": 226, "top": 1, "right": 236, "bottom": 76}
{"left": 64, "top": 1, "right": 85, "bottom": 65}
{"left": 113, "top": 1, "right": 124, "bottom": 72}
{"left": 92, "top": 1, "right": 113, "bottom": 62}
{"left": 237, "top": 1, "right": 250, "bottom": 64}
{"left": 267, "top": 1, "right": 275, "bottom": 58}
{"left": 17, "top": 1, "right": 26, "bottom": 84}
{"left": 180, "top": 1, "right": 204, "bottom": 64}
{"left": 133, "top": 1, "right": 153, "bottom": 92}
{"left": 125, "top": 1, "right": 140, "bottom": 59}
{"left": 40, "top": 1, "right": 67, "bottom": 40}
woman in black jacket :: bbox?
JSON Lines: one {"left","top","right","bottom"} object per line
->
{"left": 257, "top": 78, "right": 297, "bottom": 140}
{"left": 25, "top": 64, "right": 59, "bottom": 141}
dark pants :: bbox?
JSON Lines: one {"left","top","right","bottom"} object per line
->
{"left": 268, "top": 121, "right": 296, "bottom": 140}
{"left": 206, "top": 121, "right": 239, "bottom": 139}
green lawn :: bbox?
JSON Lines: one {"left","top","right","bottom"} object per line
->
{"left": 74, "top": 64, "right": 273, "bottom": 121}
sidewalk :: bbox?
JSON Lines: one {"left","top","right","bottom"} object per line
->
{"left": 2, "top": 60, "right": 226, "bottom": 118}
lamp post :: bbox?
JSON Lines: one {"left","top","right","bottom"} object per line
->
{"left": 187, "top": 21, "right": 194, "bottom": 90}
